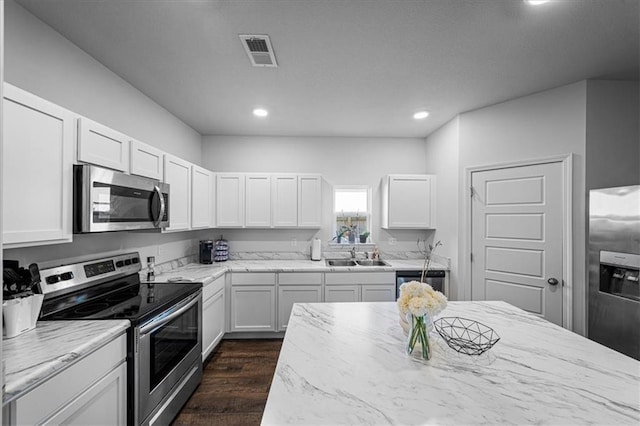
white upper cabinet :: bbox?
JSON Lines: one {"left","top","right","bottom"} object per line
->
{"left": 272, "top": 175, "right": 298, "bottom": 227}
{"left": 2, "top": 83, "right": 74, "bottom": 248}
{"left": 163, "top": 154, "right": 191, "bottom": 231}
{"left": 77, "top": 117, "right": 129, "bottom": 172}
{"left": 216, "top": 173, "right": 245, "bottom": 227}
{"left": 191, "top": 165, "right": 215, "bottom": 229}
{"left": 130, "top": 139, "right": 164, "bottom": 180}
{"left": 245, "top": 174, "right": 272, "bottom": 227}
{"left": 381, "top": 174, "right": 436, "bottom": 229}
{"left": 298, "top": 175, "right": 322, "bottom": 228}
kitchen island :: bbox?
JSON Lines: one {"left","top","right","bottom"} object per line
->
{"left": 262, "top": 301, "right": 639, "bottom": 425}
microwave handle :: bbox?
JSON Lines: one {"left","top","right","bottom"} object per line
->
{"left": 152, "top": 185, "right": 165, "bottom": 227}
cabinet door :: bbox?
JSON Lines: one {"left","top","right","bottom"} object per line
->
{"left": 245, "top": 174, "right": 271, "bottom": 227}
{"left": 324, "top": 285, "right": 359, "bottom": 303}
{"left": 361, "top": 284, "right": 396, "bottom": 302}
{"left": 386, "top": 175, "right": 435, "bottom": 228}
{"left": 77, "top": 117, "right": 129, "bottom": 172}
{"left": 202, "top": 289, "right": 225, "bottom": 361}
{"left": 216, "top": 173, "right": 245, "bottom": 227}
{"left": 278, "top": 286, "right": 322, "bottom": 331}
{"left": 2, "top": 84, "right": 74, "bottom": 248}
{"left": 164, "top": 154, "right": 191, "bottom": 231}
{"left": 272, "top": 175, "right": 298, "bottom": 227}
{"left": 191, "top": 165, "right": 214, "bottom": 229}
{"left": 130, "top": 139, "right": 163, "bottom": 180}
{"left": 298, "top": 175, "right": 322, "bottom": 227}
{"left": 230, "top": 286, "right": 276, "bottom": 331}
{"left": 43, "top": 362, "right": 127, "bottom": 426}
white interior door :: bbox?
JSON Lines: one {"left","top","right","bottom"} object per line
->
{"left": 471, "top": 161, "right": 564, "bottom": 325}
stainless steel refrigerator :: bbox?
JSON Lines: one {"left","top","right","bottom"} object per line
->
{"left": 588, "top": 185, "right": 640, "bottom": 360}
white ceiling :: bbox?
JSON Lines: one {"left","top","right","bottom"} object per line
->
{"left": 15, "top": 0, "right": 639, "bottom": 138}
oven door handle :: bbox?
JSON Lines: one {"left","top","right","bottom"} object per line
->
{"left": 140, "top": 292, "right": 200, "bottom": 335}
{"left": 152, "top": 185, "right": 166, "bottom": 228}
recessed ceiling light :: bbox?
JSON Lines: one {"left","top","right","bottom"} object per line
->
{"left": 253, "top": 108, "right": 268, "bottom": 117}
{"left": 413, "top": 111, "right": 430, "bottom": 120}
{"left": 524, "top": 0, "right": 550, "bottom": 5}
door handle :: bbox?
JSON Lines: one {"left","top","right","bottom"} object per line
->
{"left": 547, "top": 278, "right": 559, "bottom": 286}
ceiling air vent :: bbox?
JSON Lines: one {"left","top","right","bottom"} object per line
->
{"left": 239, "top": 35, "right": 278, "bottom": 67}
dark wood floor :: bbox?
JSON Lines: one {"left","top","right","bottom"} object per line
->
{"left": 172, "top": 339, "right": 283, "bottom": 426}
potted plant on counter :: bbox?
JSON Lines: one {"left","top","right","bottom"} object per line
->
{"left": 359, "top": 232, "right": 370, "bottom": 243}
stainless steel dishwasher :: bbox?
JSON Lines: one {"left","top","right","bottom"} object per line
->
{"left": 396, "top": 270, "right": 447, "bottom": 299}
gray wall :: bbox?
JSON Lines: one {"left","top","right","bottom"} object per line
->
{"left": 424, "top": 117, "right": 460, "bottom": 299}
{"left": 425, "top": 79, "right": 639, "bottom": 335}
{"left": 585, "top": 80, "right": 640, "bottom": 190}
{"left": 202, "top": 135, "right": 431, "bottom": 257}
{"left": 4, "top": 0, "right": 202, "bottom": 163}
{"left": 3, "top": 0, "right": 205, "bottom": 268}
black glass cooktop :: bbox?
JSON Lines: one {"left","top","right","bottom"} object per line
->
{"left": 39, "top": 273, "right": 201, "bottom": 325}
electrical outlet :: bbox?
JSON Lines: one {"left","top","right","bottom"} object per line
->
{"left": 388, "top": 237, "right": 397, "bottom": 246}
{"left": 291, "top": 238, "right": 297, "bottom": 247}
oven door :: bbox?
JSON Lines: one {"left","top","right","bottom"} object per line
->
{"left": 74, "top": 164, "right": 169, "bottom": 233}
{"left": 136, "top": 291, "right": 202, "bottom": 424}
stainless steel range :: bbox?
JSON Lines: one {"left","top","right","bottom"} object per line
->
{"left": 37, "top": 253, "right": 202, "bottom": 426}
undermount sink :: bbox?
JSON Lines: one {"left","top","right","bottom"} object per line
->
{"left": 326, "top": 259, "right": 357, "bottom": 267}
{"left": 325, "top": 259, "right": 389, "bottom": 267}
{"left": 355, "top": 259, "right": 389, "bottom": 267}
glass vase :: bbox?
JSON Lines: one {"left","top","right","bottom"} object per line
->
{"left": 406, "top": 313, "right": 431, "bottom": 360}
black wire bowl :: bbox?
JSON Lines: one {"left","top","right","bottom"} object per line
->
{"left": 434, "top": 317, "right": 500, "bottom": 356}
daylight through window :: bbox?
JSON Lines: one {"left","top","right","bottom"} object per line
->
{"left": 333, "top": 186, "right": 371, "bottom": 244}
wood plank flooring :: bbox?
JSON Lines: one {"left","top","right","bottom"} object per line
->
{"left": 172, "top": 339, "right": 283, "bottom": 426}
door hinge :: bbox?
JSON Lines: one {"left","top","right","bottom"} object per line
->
{"left": 470, "top": 186, "right": 474, "bottom": 198}
{"left": 470, "top": 252, "right": 473, "bottom": 262}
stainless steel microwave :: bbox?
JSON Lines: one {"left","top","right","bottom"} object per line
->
{"left": 73, "top": 164, "right": 169, "bottom": 233}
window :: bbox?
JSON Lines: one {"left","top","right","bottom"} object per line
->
{"left": 333, "top": 186, "right": 371, "bottom": 245}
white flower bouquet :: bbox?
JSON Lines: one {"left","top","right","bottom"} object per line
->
{"left": 397, "top": 280, "right": 447, "bottom": 360}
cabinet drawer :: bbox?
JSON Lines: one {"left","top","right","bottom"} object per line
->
{"left": 14, "top": 334, "right": 126, "bottom": 426}
{"left": 325, "top": 272, "right": 395, "bottom": 285}
{"left": 203, "top": 275, "right": 225, "bottom": 301}
{"left": 278, "top": 272, "right": 322, "bottom": 285}
{"left": 231, "top": 272, "right": 276, "bottom": 285}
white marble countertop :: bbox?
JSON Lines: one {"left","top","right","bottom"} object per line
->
{"left": 262, "top": 301, "right": 640, "bottom": 425}
{"left": 2, "top": 320, "right": 129, "bottom": 405}
{"left": 148, "top": 258, "right": 448, "bottom": 285}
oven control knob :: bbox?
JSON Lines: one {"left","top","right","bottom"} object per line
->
{"left": 116, "top": 261, "right": 125, "bottom": 268}
{"left": 46, "top": 275, "right": 61, "bottom": 284}
{"left": 124, "top": 259, "right": 132, "bottom": 266}
{"left": 132, "top": 257, "right": 139, "bottom": 264}
{"left": 60, "top": 272, "right": 74, "bottom": 281}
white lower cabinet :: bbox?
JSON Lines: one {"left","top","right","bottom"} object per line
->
{"left": 277, "top": 273, "right": 323, "bottom": 330}
{"left": 324, "top": 272, "right": 396, "bottom": 302}
{"left": 230, "top": 273, "right": 277, "bottom": 332}
{"left": 4, "top": 334, "right": 127, "bottom": 426}
{"left": 324, "top": 285, "right": 360, "bottom": 303}
{"left": 202, "top": 276, "right": 225, "bottom": 360}
{"left": 361, "top": 284, "right": 396, "bottom": 302}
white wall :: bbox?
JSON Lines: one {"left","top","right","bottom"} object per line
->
{"left": 459, "top": 81, "right": 588, "bottom": 334}
{"left": 202, "top": 135, "right": 431, "bottom": 257}
{"left": 4, "top": 0, "right": 201, "bottom": 163}
{"left": 424, "top": 117, "right": 460, "bottom": 299}
{"left": 3, "top": 0, "right": 205, "bottom": 268}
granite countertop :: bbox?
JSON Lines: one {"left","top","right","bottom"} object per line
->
{"left": 148, "top": 258, "right": 448, "bottom": 284}
{"left": 262, "top": 301, "right": 640, "bottom": 425}
{"left": 2, "top": 320, "right": 130, "bottom": 405}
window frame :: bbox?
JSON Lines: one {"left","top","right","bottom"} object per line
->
{"left": 330, "top": 185, "right": 373, "bottom": 247}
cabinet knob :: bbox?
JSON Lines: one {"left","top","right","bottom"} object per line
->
{"left": 547, "top": 278, "right": 559, "bottom": 286}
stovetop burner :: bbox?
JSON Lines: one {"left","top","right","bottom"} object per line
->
{"left": 40, "top": 274, "right": 201, "bottom": 325}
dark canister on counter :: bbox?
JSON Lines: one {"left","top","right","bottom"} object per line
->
{"left": 199, "top": 240, "right": 214, "bottom": 264}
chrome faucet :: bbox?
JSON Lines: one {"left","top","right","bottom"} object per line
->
{"left": 349, "top": 247, "right": 356, "bottom": 259}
